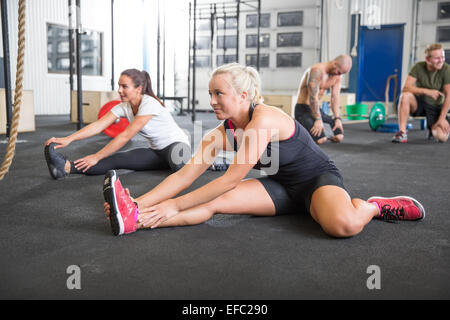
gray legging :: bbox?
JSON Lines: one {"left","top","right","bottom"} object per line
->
{"left": 70, "top": 142, "right": 191, "bottom": 176}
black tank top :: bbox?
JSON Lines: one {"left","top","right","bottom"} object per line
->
{"left": 223, "top": 104, "right": 341, "bottom": 186}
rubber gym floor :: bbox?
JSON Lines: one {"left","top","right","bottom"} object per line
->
{"left": 0, "top": 113, "right": 449, "bottom": 300}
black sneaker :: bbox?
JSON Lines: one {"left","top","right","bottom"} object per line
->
{"left": 44, "top": 143, "right": 68, "bottom": 179}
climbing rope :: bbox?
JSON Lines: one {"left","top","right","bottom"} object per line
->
{"left": 0, "top": 0, "right": 26, "bottom": 180}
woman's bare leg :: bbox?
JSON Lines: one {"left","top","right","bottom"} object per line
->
{"left": 309, "top": 185, "right": 379, "bottom": 238}
{"left": 137, "top": 179, "right": 276, "bottom": 229}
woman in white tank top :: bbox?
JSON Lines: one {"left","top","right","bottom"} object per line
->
{"left": 44, "top": 69, "right": 191, "bottom": 178}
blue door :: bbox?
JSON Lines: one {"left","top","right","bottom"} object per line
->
{"left": 357, "top": 24, "right": 404, "bottom": 102}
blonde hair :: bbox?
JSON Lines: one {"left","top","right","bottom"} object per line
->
{"left": 425, "top": 43, "right": 443, "bottom": 58}
{"left": 211, "top": 63, "right": 264, "bottom": 104}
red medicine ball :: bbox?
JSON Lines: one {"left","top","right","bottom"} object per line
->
{"left": 97, "top": 100, "right": 130, "bottom": 138}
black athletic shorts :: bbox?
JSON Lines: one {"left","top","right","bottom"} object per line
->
{"left": 294, "top": 103, "right": 343, "bottom": 141}
{"left": 413, "top": 96, "right": 450, "bottom": 129}
{"left": 257, "top": 171, "right": 346, "bottom": 215}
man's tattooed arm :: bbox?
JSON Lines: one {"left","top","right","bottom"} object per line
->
{"left": 307, "top": 68, "right": 322, "bottom": 120}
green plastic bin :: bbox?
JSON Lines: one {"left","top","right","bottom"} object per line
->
{"left": 346, "top": 104, "right": 368, "bottom": 120}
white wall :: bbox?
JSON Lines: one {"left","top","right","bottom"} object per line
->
{"left": 416, "top": 0, "right": 450, "bottom": 61}
{"left": 1, "top": 0, "right": 435, "bottom": 115}
{"left": 188, "top": 0, "right": 321, "bottom": 110}
{"left": 114, "top": 0, "right": 145, "bottom": 85}
{"left": 323, "top": 0, "right": 416, "bottom": 90}
{"left": 0, "top": 0, "right": 147, "bottom": 115}
{"left": 322, "top": 0, "right": 351, "bottom": 62}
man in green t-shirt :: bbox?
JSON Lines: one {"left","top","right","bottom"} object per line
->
{"left": 393, "top": 43, "right": 450, "bottom": 143}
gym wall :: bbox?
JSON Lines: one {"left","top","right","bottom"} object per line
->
{"left": 0, "top": 0, "right": 146, "bottom": 116}
{"left": 416, "top": 0, "right": 450, "bottom": 62}
{"left": 189, "top": 0, "right": 321, "bottom": 111}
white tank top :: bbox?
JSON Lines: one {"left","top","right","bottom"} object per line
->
{"left": 110, "top": 95, "right": 190, "bottom": 150}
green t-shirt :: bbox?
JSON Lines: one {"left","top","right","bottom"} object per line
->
{"left": 409, "top": 61, "right": 450, "bottom": 106}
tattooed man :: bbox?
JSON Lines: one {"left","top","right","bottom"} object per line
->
{"left": 294, "top": 55, "right": 352, "bottom": 144}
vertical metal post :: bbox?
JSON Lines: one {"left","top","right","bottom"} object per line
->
{"left": 319, "top": 0, "right": 324, "bottom": 62}
{"left": 210, "top": 4, "right": 214, "bottom": 69}
{"left": 411, "top": 0, "right": 420, "bottom": 65}
{"left": 76, "top": 0, "right": 83, "bottom": 129}
{"left": 162, "top": 0, "right": 166, "bottom": 104}
{"left": 1, "top": 0, "right": 12, "bottom": 138}
{"left": 222, "top": 6, "right": 226, "bottom": 64}
{"left": 256, "top": 0, "right": 261, "bottom": 71}
{"left": 187, "top": 2, "right": 191, "bottom": 113}
{"left": 68, "top": 0, "right": 75, "bottom": 123}
{"left": 68, "top": 0, "right": 74, "bottom": 92}
{"left": 192, "top": 0, "right": 197, "bottom": 122}
{"left": 157, "top": 0, "right": 161, "bottom": 97}
{"left": 236, "top": 0, "right": 240, "bottom": 63}
{"left": 111, "top": 0, "right": 115, "bottom": 91}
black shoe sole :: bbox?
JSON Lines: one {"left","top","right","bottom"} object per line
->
{"left": 44, "top": 144, "right": 67, "bottom": 179}
{"left": 103, "top": 170, "right": 121, "bottom": 236}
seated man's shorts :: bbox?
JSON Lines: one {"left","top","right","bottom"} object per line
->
{"left": 413, "top": 96, "right": 450, "bottom": 129}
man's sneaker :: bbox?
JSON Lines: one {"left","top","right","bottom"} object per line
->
{"left": 392, "top": 131, "right": 408, "bottom": 143}
{"left": 44, "top": 143, "right": 68, "bottom": 179}
{"left": 103, "top": 170, "right": 138, "bottom": 236}
{"left": 368, "top": 196, "right": 425, "bottom": 222}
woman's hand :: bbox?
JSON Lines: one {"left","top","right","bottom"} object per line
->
{"left": 74, "top": 154, "right": 100, "bottom": 172}
{"left": 137, "top": 199, "right": 180, "bottom": 229}
{"left": 45, "top": 136, "right": 72, "bottom": 149}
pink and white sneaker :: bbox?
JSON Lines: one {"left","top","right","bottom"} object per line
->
{"left": 103, "top": 170, "right": 138, "bottom": 236}
{"left": 368, "top": 196, "right": 425, "bottom": 222}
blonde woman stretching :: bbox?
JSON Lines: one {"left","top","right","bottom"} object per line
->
{"left": 103, "top": 63, "right": 425, "bottom": 237}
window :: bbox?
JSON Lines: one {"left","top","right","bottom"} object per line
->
{"left": 194, "top": 56, "right": 210, "bottom": 68}
{"left": 217, "top": 35, "right": 237, "bottom": 49}
{"left": 217, "top": 55, "right": 237, "bottom": 66}
{"left": 217, "top": 17, "right": 238, "bottom": 29}
{"left": 277, "top": 53, "right": 302, "bottom": 67}
{"left": 437, "top": 26, "right": 450, "bottom": 42}
{"left": 79, "top": 30, "right": 102, "bottom": 75}
{"left": 246, "top": 13, "right": 270, "bottom": 28}
{"left": 438, "top": 2, "right": 450, "bottom": 19}
{"left": 445, "top": 49, "right": 450, "bottom": 64}
{"left": 277, "top": 11, "right": 303, "bottom": 27}
{"left": 246, "top": 34, "right": 270, "bottom": 48}
{"left": 246, "top": 54, "right": 270, "bottom": 68}
{"left": 195, "top": 36, "right": 211, "bottom": 50}
{"left": 47, "top": 23, "right": 102, "bottom": 75}
{"left": 196, "top": 18, "right": 211, "bottom": 31}
{"left": 277, "top": 32, "right": 302, "bottom": 47}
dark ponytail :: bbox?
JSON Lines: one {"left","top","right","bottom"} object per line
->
{"left": 120, "top": 69, "right": 165, "bottom": 107}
